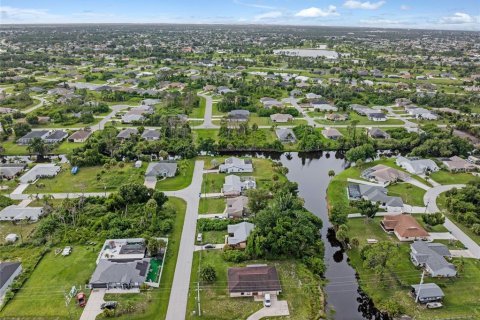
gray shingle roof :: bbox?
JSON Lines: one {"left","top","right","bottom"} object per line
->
{"left": 90, "top": 259, "right": 150, "bottom": 286}
{"left": 227, "top": 222, "right": 255, "bottom": 245}
{"left": 411, "top": 283, "right": 444, "bottom": 299}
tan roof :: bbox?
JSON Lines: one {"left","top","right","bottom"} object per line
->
{"left": 382, "top": 214, "right": 429, "bottom": 238}
{"left": 369, "top": 165, "right": 409, "bottom": 183}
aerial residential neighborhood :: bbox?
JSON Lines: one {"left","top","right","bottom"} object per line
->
{"left": 0, "top": 1, "right": 479, "bottom": 320}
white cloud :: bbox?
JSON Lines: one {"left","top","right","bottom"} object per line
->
{"left": 440, "top": 12, "right": 475, "bottom": 24}
{"left": 254, "top": 10, "right": 282, "bottom": 21}
{"left": 0, "top": 6, "right": 54, "bottom": 22}
{"left": 233, "top": 0, "right": 276, "bottom": 10}
{"left": 295, "top": 6, "right": 339, "bottom": 18}
{"left": 360, "top": 18, "right": 402, "bottom": 25}
{"left": 400, "top": 5, "right": 410, "bottom": 10}
{"left": 343, "top": 1, "right": 385, "bottom": 10}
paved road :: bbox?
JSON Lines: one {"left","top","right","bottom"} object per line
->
{"left": 24, "top": 96, "right": 47, "bottom": 113}
{"left": 164, "top": 160, "right": 204, "bottom": 320}
{"left": 95, "top": 104, "right": 131, "bottom": 131}
{"left": 424, "top": 184, "right": 480, "bottom": 259}
{"left": 283, "top": 97, "right": 316, "bottom": 127}
{"left": 195, "top": 94, "right": 218, "bottom": 129}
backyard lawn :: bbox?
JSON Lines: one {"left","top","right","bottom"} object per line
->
{"left": 25, "top": 163, "right": 146, "bottom": 193}
{"left": 102, "top": 197, "right": 186, "bottom": 320}
{"left": 156, "top": 159, "right": 195, "bottom": 191}
{"left": 0, "top": 246, "right": 98, "bottom": 319}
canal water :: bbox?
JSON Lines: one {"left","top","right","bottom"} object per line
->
{"left": 220, "top": 151, "right": 386, "bottom": 319}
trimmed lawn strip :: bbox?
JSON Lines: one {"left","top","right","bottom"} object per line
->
{"left": 430, "top": 171, "right": 479, "bottom": 185}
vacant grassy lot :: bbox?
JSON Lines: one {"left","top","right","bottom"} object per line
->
{"left": 193, "top": 129, "right": 219, "bottom": 142}
{"left": 388, "top": 183, "right": 426, "bottom": 207}
{"left": 102, "top": 197, "right": 186, "bottom": 320}
{"left": 430, "top": 170, "right": 479, "bottom": 185}
{"left": 190, "top": 96, "right": 206, "bottom": 118}
{"left": 186, "top": 250, "right": 325, "bottom": 320}
{"left": 199, "top": 197, "right": 225, "bottom": 214}
{"left": 0, "top": 221, "right": 37, "bottom": 245}
{"left": 156, "top": 159, "right": 195, "bottom": 191}
{"left": 25, "top": 163, "right": 146, "bottom": 193}
{"left": 346, "top": 217, "right": 480, "bottom": 320}
{"left": 1, "top": 246, "right": 98, "bottom": 318}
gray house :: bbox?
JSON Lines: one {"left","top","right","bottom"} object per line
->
{"left": 145, "top": 162, "right": 178, "bottom": 179}
{"left": 117, "top": 128, "right": 138, "bottom": 140}
{"left": 0, "top": 262, "right": 22, "bottom": 300}
{"left": 227, "top": 110, "right": 250, "bottom": 122}
{"left": 17, "top": 130, "right": 50, "bottom": 145}
{"left": 0, "top": 206, "right": 44, "bottom": 221}
{"left": 19, "top": 164, "right": 61, "bottom": 184}
{"left": 226, "top": 196, "right": 249, "bottom": 218}
{"left": 368, "top": 128, "right": 390, "bottom": 139}
{"left": 141, "top": 129, "right": 161, "bottom": 141}
{"left": 44, "top": 130, "right": 68, "bottom": 144}
{"left": 410, "top": 241, "right": 456, "bottom": 277}
{"left": 0, "top": 163, "right": 26, "bottom": 179}
{"left": 348, "top": 183, "right": 403, "bottom": 212}
{"left": 411, "top": 283, "right": 444, "bottom": 303}
{"left": 90, "top": 259, "right": 150, "bottom": 289}
{"left": 227, "top": 222, "right": 255, "bottom": 248}
{"left": 276, "top": 128, "right": 296, "bottom": 143}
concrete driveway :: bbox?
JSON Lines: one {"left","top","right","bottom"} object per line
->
{"left": 429, "top": 232, "right": 457, "bottom": 240}
{"left": 194, "top": 244, "right": 224, "bottom": 251}
{"left": 80, "top": 289, "right": 106, "bottom": 320}
{"left": 246, "top": 295, "right": 290, "bottom": 320}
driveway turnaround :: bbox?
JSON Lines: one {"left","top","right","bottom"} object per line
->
{"left": 80, "top": 289, "right": 105, "bottom": 320}
{"left": 164, "top": 160, "right": 204, "bottom": 320}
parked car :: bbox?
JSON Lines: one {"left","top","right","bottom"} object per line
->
{"left": 62, "top": 246, "right": 72, "bottom": 256}
{"left": 203, "top": 243, "right": 215, "bottom": 249}
{"left": 197, "top": 233, "right": 203, "bottom": 242}
{"left": 101, "top": 301, "right": 118, "bottom": 310}
{"left": 264, "top": 293, "right": 271, "bottom": 307}
{"left": 76, "top": 292, "right": 87, "bottom": 307}
{"left": 426, "top": 302, "right": 443, "bottom": 309}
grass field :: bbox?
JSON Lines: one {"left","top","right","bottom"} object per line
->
{"left": 102, "top": 197, "right": 186, "bottom": 320}
{"left": 0, "top": 139, "right": 85, "bottom": 156}
{"left": 199, "top": 197, "right": 225, "bottom": 214}
{"left": 430, "top": 171, "right": 479, "bottom": 185}
{"left": 346, "top": 217, "right": 480, "bottom": 320}
{"left": 25, "top": 163, "right": 146, "bottom": 193}
{"left": 190, "top": 96, "right": 206, "bottom": 118}
{"left": 0, "top": 246, "right": 98, "bottom": 318}
{"left": 156, "top": 159, "right": 195, "bottom": 191}
{"left": 387, "top": 183, "right": 426, "bottom": 207}
{"left": 0, "top": 221, "right": 37, "bottom": 245}
{"left": 193, "top": 129, "right": 219, "bottom": 142}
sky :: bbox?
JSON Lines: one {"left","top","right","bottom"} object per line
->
{"left": 1, "top": 0, "right": 479, "bottom": 31}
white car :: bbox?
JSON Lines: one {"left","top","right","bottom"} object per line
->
{"left": 263, "top": 294, "right": 271, "bottom": 307}
{"left": 61, "top": 246, "right": 72, "bottom": 256}
{"left": 197, "top": 233, "right": 203, "bottom": 242}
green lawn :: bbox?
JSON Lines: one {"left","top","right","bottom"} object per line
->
{"left": 0, "top": 139, "right": 85, "bottom": 156}
{"left": 199, "top": 197, "right": 225, "bottom": 214}
{"left": 248, "top": 116, "right": 307, "bottom": 127}
{"left": 346, "top": 217, "right": 480, "bottom": 320}
{"left": 25, "top": 163, "right": 146, "bottom": 193}
{"left": 102, "top": 197, "right": 186, "bottom": 320}
{"left": 212, "top": 102, "right": 225, "bottom": 116}
{"left": 190, "top": 96, "right": 206, "bottom": 118}
{"left": 430, "top": 170, "right": 479, "bottom": 185}
{"left": 193, "top": 129, "right": 219, "bottom": 142}
{"left": 326, "top": 165, "right": 363, "bottom": 214}
{"left": 186, "top": 250, "right": 325, "bottom": 320}
{"left": 156, "top": 159, "right": 195, "bottom": 191}
{"left": 201, "top": 231, "right": 226, "bottom": 244}
{"left": 388, "top": 183, "right": 426, "bottom": 207}
{"left": 1, "top": 246, "right": 98, "bottom": 319}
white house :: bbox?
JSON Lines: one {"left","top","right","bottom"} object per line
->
{"left": 396, "top": 156, "right": 439, "bottom": 175}
{"left": 219, "top": 157, "right": 253, "bottom": 173}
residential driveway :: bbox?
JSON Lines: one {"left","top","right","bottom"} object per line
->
{"left": 346, "top": 178, "right": 383, "bottom": 187}
{"left": 195, "top": 94, "right": 218, "bottom": 129}
{"left": 450, "top": 250, "right": 476, "bottom": 258}
{"left": 405, "top": 178, "right": 431, "bottom": 191}
{"left": 246, "top": 295, "right": 290, "bottom": 320}
{"left": 282, "top": 97, "right": 316, "bottom": 127}
{"left": 164, "top": 161, "right": 204, "bottom": 320}
{"left": 402, "top": 205, "right": 427, "bottom": 214}
{"left": 144, "top": 176, "right": 157, "bottom": 189}
{"left": 197, "top": 213, "right": 225, "bottom": 219}
{"left": 429, "top": 232, "right": 457, "bottom": 240}
{"left": 80, "top": 289, "right": 106, "bottom": 320}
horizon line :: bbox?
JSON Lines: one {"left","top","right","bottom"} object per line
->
{"left": 0, "top": 22, "right": 478, "bottom": 33}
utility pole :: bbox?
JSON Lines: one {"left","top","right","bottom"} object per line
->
{"left": 415, "top": 270, "right": 425, "bottom": 303}
{"left": 197, "top": 281, "right": 201, "bottom": 316}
